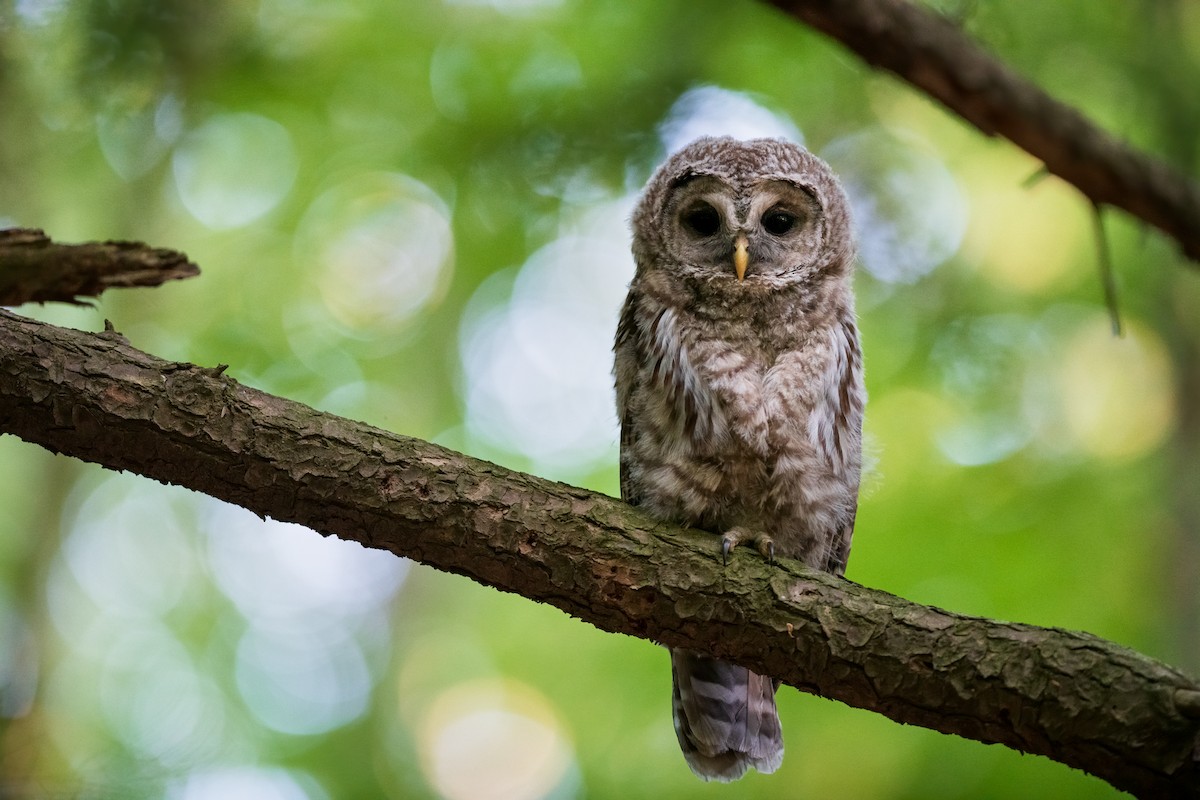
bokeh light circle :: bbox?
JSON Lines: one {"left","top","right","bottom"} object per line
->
{"left": 173, "top": 112, "right": 298, "bottom": 229}
{"left": 296, "top": 172, "right": 454, "bottom": 331}
{"left": 822, "top": 128, "right": 967, "bottom": 283}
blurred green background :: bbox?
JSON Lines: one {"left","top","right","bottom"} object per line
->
{"left": 1, "top": 0, "right": 1198, "bottom": 797}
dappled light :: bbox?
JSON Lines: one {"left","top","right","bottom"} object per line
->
{"left": 658, "top": 85, "right": 804, "bottom": 153}
{"left": 167, "top": 766, "right": 324, "bottom": 800}
{"left": 97, "top": 93, "right": 183, "bottom": 181}
{"left": 418, "top": 679, "right": 577, "bottom": 800}
{"left": 57, "top": 474, "right": 199, "bottom": 619}
{"left": 823, "top": 127, "right": 967, "bottom": 284}
{"left": 0, "top": 590, "right": 36, "bottom": 718}
{"left": 961, "top": 151, "right": 1090, "bottom": 294}
{"left": 204, "top": 504, "right": 408, "bottom": 628}
{"left": 95, "top": 625, "right": 227, "bottom": 767}
{"left": 458, "top": 199, "right": 633, "bottom": 480}
{"left": 234, "top": 623, "right": 373, "bottom": 735}
{"left": 13, "top": 0, "right": 66, "bottom": 27}
{"left": 299, "top": 173, "right": 455, "bottom": 332}
{"left": 205, "top": 505, "right": 405, "bottom": 735}
{"left": 173, "top": 113, "right": 298, "bottom": 230}
{"left": 929, "top": 313, "right": 1042, "bottom": 466}
{"left": 1055, "top": 314, "right": 1176, "bottom": 461}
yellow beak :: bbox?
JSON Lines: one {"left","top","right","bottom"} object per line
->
{"left": 733, "top": 234, "right": 749, "bottom": 282}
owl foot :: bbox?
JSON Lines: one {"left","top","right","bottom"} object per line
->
{"left": 721, "top": 527, "right": 775, "bottom": 565}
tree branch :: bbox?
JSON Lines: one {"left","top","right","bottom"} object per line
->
{"left": 765, "top": 0, "right": 1200, "bottom": 262}
{"left": 0, "top": 228, "right": 199, "bottom": 306}
{"left": 1, "top": 308, "right": 1197, "bottom": 797}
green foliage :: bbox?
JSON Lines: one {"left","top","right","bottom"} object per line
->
{"left": 0, "top": 0, "right": 1196, "bottom": 797}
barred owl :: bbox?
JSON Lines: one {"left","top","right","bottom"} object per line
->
{"left": 614, "top": 136, "right": 864, "bottom": 781}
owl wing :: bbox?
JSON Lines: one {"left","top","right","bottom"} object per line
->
{"left": 825, "top": 507, "right": 856, "bottom": 576}
{"left": 614, "top": 294, "right": 642, "bottom": 506}
{"left": 614, "top": 290, "right": 725, "bottom": 506}
{"left": 807, "top": 315, "right": 864, "bottom": 473}
{"left": 813, "top": 314, "right": 864, "bottom": 576}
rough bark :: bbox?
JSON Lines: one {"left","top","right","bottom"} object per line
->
{"left": 1, "top": 308, "right": 1197, "bottom": 797}
{"left": 0, "top": 228, "right": 199, "bottom": 306}
{"left": 765, "top": 0, "right": 1200, "bottom": 262}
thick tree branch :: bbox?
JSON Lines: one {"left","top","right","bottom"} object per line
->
{"left": 0, "top": 228, "right": 199, "bottom": 306}
{"left": 1, "top": 308, "right": 1197, "bottom": 797}
{"left": 765, "top": 0, "right": 1200, "bottom": 262}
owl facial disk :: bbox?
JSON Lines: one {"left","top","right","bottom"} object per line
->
{"left": 661, "top": 173, "right": 829, "bottom": 283}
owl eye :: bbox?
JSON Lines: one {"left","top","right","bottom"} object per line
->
{"left": 681, "top": 204, "right": 721, "bottom": 237}
{"left": 762, "top": 208, "right": 797, "bottom": 236}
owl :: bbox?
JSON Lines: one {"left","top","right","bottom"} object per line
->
{"left": 614, "top": 136, "right": 864, "bottom": 781}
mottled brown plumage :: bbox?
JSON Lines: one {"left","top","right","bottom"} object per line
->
{"left": 615, "top": 137, "right": 864, "bottom": 781}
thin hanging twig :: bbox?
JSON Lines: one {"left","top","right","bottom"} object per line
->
{"left": 1090, "top": 202, "right": 1123, "bottom": 336}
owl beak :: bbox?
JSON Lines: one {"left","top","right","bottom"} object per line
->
{"left": 733, "top": 234, "right": 749, "bottom": 282}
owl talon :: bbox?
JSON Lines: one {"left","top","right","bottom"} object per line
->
{"left": 721, "top": 527, "right": 776, "bottom": 565}
{"left": 721, "top": 528, "right": 749, "bottom": 565}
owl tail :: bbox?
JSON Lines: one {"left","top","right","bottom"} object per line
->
{"left": 670, "top": 648, "right": 784, "bottom": 781}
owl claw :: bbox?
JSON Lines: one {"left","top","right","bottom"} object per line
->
{"left": 720, "top": 527, "right": 774, "bottom": 565}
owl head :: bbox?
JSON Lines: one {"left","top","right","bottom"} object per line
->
{"left": 631, "top": 137, "right": 855, "bottom": 288}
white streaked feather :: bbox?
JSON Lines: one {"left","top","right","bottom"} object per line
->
{"left": 647, "top": 305, "right": 728, "bottom": 445}
{"left": 807, "top": 314, "right": 863, "bottom": 473}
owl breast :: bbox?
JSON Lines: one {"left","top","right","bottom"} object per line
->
{"left": 616, "top": 285, "right": 861, "bottom": 567}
